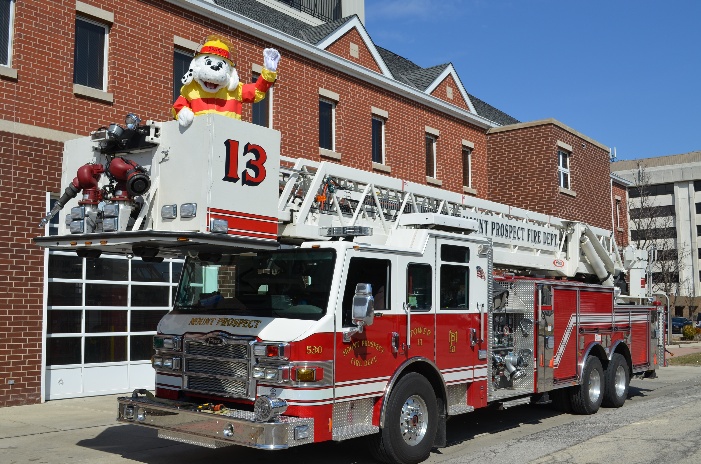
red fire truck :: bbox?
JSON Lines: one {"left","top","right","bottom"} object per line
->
{"left": 36, "top": 115, "right": 663, "bottom": 464}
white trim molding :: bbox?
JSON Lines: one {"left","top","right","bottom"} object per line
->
{"left": 76, "top": 1, "right": 113, "bottom": 23}
{"left": 424, "top": 64, "right": 477, "bottom": 114}
{"left": 315, "top": 16, "right": 393, "bottom": 79}
{"left": 165, "top": 1, "right": 496, "bottom": 130}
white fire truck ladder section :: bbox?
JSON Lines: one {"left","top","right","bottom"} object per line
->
{"left": 277, "top": 157, "right": 647, "bottom": 297}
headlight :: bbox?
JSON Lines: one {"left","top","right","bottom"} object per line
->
{"left": 152, "top": 356, "right": 163, "bottom": 367}
{"left": 102, "top": 217, "right": 118, "bottom": 232}
{"left": 161, "top": 205, "right": 177, "bottom": 219}
{"left": 210, "top": 218, "right": 228, "bottom": 233}
{"left": 103, "top": 203, "right": 119, "bottom": 218}
{"left": 180, "top": 203, "right": 197, "bottom": 218}
{"left": 153, "top": 336, "right": 182, "bottom": 351}
{"left": 252, "top": 343, "right": 288, "bottom": 359}
{"left": 70, "top": 220, "right": 84, "bottom": 234}
{"left": 253, "top": 366, "right": 265, "bottom": 379}
{"left": 265, "top": 368, "right": 279, "bottom": 380}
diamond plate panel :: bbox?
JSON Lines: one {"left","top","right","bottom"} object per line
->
{"left": 332, "top": 398, "right": 378, "bottom": 441}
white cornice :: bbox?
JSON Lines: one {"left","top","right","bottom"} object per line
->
{"left": 315, "top": 16, "right": 393, "bottom": 79}
{"left": 165, "top": 0, "right": 495, "bottom": 129}
{"left": 424, "top": 64, "right": 476, "bottom": 114}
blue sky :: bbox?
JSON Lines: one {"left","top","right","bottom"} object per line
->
{"left": 364, "top": 0, "right": 700, "bottom": 161}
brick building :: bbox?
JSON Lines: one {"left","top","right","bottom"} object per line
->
{"left": 0, "top": 0, "right": 628, "bottom": 406}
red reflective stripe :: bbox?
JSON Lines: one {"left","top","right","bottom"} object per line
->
{"left": 208, "top": 208, "right": 276, "bottom": 222}
{"left": 208, "top": 213, "right": 278, "bottom": 235}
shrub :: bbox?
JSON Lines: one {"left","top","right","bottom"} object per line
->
{"left": 682, "top": 324, "right": 696, "bottom": 340}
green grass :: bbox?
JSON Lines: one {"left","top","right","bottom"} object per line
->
{"left": 667, "top": 352, "right": 701, "bottom": 366}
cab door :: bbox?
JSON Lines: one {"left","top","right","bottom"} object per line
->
{"left": 334, "top": 250, "right": 402, "bottom": 386}
{"left": 434, "top": 239, "right": 487, "bottom": 385}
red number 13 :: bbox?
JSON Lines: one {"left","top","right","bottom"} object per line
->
{"left": 223, "top": 139, "right": 267, "bottom": 186}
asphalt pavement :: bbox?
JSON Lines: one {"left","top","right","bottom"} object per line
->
{"left": 1, "top": 361, "right": 701, "bottom": 463}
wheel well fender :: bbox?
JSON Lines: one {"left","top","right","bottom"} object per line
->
{"left": 379, "top": 357, "right": 447, "bottom": 428}
{"left": 609, "top": 340, "right": 633, "bottom": 376}
{"left": 578, "top": 342, "right": 607, "bottom": 378}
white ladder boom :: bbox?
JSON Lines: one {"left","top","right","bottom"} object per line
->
{"left": 277, "top": 156, "right": 642, "bottom": 288}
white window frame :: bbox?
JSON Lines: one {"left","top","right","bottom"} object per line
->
{"left": 74, "top": 15, "right": 109, "bottom": 92}
{"left": 252, "top": 63, "right": 273, "bottom": 129}
{"left": 319, "top": 97, "right": 336, "bottom": 152}
{"left": 1, "top": 0, "right": 15, "bottom": 68}
{"left": 425, "top": 133, "right": 437, "bottom": 178}
{"left": 557, "top": 149, "right": 571, "bottom": 190}
{"left": 462, "top": 146, "right": 472, "bottom": 189}
{"left": 371, "top": 115, "right": 386, "bottom": 164}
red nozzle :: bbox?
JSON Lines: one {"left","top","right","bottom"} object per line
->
{"left": 72, "top": 164, "right": 105, "bottom": 205}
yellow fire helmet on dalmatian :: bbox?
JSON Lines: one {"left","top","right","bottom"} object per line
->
{"left": 171, "top": 35, "right": 280, "bottom": 128}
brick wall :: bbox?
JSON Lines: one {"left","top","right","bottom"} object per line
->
{"left": 0, "top": 0, "right": 618, "bottom": 405}
{"left": 486, "top": 122, "right": 612, "bottom": 230}
{"left": 324, "top": 28, "right": 382, "bottom": 74}
{"left": 0, "top": 132, "right": 63, "bottom": 406}
{"left": 612, "top": 181, "right": 630, "bottom": 248}
{"left": 430, "top": 73, "right": 470, "bottom": 112}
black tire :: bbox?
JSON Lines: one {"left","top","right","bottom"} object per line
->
{"left": 602, "top": 353, "right": 630, "bottom": 408}
{"left": 550, "top": 387, "right": 572, "bottom": 413}
{"left": 569, "top": 356, "right": 604, "bottom": 415}
{"left": 369, "top": 373, "right": 438, "bottom": 464}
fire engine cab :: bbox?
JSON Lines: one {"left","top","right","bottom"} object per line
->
{"left": 35, "top": 115, "right": 664, "bottom": 464}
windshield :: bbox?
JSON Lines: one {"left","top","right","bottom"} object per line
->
{"left": 173, "top": 248, "right": 336, "bottom": 320}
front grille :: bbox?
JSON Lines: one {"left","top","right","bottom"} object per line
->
{"left": 186, "top": 358, "right": 248, "bottom": 377}
{"left": 182, "top": 335, "right": 253, "bottom": 398}
{"left": 185, "top": 341, "right": 248, "bottom": 358}
{"left": 186, "top": 375, "right": 248, "bottom": 397}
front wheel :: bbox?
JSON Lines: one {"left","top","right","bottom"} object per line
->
{"left": 370, "top": 373, "right": 438, "bottom": 464}
{"left": 603, "top": 353, "right": 629, "bottom": 407}
{"left": 570, "top": 356, "right": 604, "bottom": 415}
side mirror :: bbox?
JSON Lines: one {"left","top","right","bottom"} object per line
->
{"left": 343, "top": 283, "right": 375, "bottom": 343}
{"left": 352, "top": 283, "right": 375, "bottom": 327}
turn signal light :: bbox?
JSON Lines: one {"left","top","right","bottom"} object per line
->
{"left": 293, "top": 367, "right": 323, "bottom": 382}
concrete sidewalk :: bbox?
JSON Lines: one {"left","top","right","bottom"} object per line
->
{"left": 666, "top": 340, "right": 701, "bottom": 357}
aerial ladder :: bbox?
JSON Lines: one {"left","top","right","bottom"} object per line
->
{"left": 35, "top": 114, "right": 648, "bottom": 302}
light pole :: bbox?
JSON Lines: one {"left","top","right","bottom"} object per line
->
{"left": 653, "top": 292, "right": 670, "bottom": 346}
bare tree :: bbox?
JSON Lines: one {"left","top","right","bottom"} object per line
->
{"left": 628, "top": 163, "right": 690, "bottom": 303}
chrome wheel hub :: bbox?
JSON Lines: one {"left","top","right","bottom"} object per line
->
{"left": 588, "top": 368, "right": 602, "bottom": 404}
{"left": 399, "top": 395, "right": 428, "bottom": 445}
{"left": 614, "top": 364, "right": 626, "bottom": 397}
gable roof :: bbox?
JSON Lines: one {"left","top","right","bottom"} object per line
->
{"left": 299, "top": 17, "right": 355, "bottom": 45}
{"left": 211, "top": 0, "right": 519, "bottom": 126}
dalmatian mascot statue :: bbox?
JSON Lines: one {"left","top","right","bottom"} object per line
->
{"left": 172, "top": 35, "right": 280, "bottom": 128}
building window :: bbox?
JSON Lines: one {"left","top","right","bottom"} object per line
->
{"left": 319, "top": 98, "right": 335, "bottom": 150}
{"left": 371, "top": 116, "right": 385, "bottom": 164}
{"left": 557, "top": 149, "right": 570, "bottom": 189}
{"left": 615, "top": 198, "right": 622, "bottom": 228}
{"left": 252, "top": 72, "right": 271, "bottom": 127}
{"left": 173, "top": 48, "right": 191, "bottom": 104}
{"left": 0, "top": 0, "right": 14, "bottom": 67}
{"left": 74, "top": 17, "right": 108, "bottom": 90}
{"left": 462, "top": 146, "right": 472, "bottom": 188}
{"left": 425, "top": 134, "right": 437, "bottom": 178}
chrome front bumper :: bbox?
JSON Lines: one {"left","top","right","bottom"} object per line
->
{"left": 117, "top": 395, "right": 314, "bottom": 449}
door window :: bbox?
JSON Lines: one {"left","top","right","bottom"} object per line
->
{"left": 407, "top": 263, "right": 432, "bottom": 311}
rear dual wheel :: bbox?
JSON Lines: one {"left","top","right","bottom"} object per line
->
{"left": 570, "top": 356, "right": 604, "bottom": 415}
{"left": 603, "top": 353, "right": 630, "bottom": 408}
